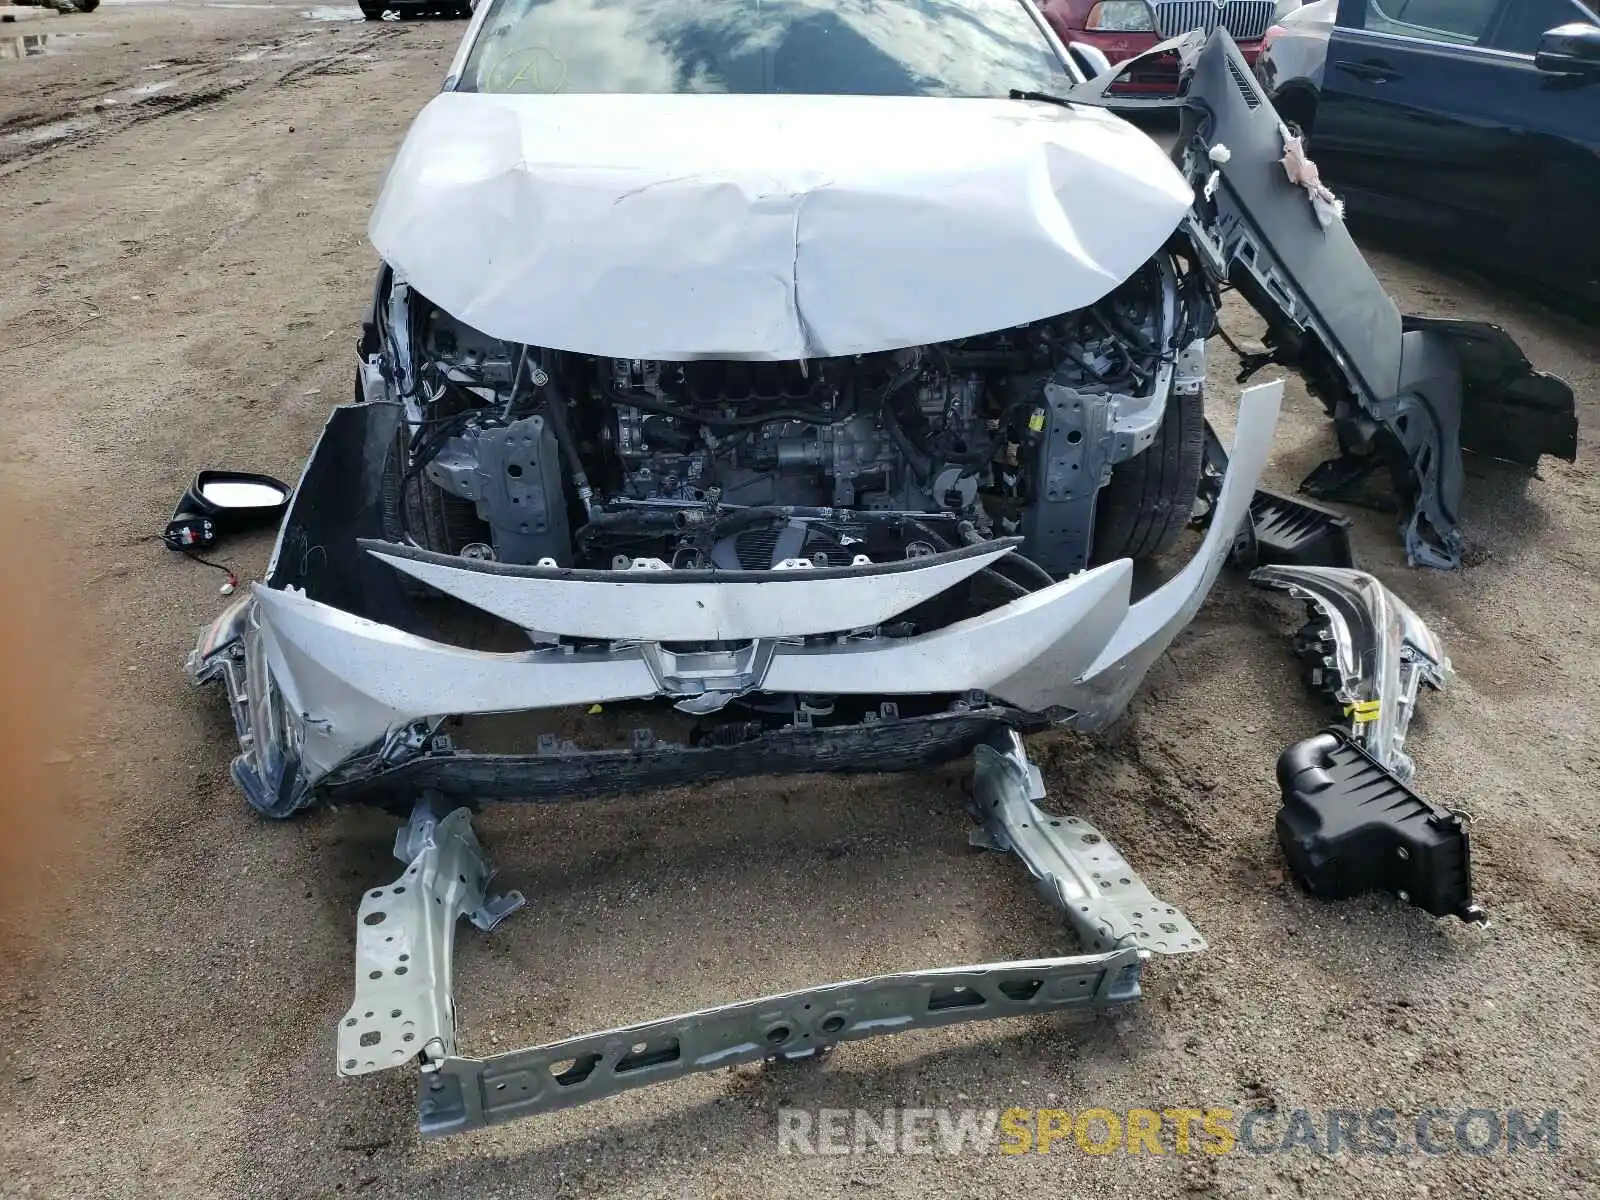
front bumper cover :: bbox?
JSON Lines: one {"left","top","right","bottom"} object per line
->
{"left": 189, "top": 381, "right": 1283, "bottom": 815}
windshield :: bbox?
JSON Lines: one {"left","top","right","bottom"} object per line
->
{"left": 455, "top": 0, "right": 1073, "bottom": 97}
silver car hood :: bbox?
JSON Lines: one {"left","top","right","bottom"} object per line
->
{"left": 367, "top": 91, "right": 1193, "bottom": 361}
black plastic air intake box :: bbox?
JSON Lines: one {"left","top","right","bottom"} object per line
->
{"left": 1275, "top": 729, "right": 1483, "bottom": 923}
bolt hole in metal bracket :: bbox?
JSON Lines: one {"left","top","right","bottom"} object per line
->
{"left": 336, "top": 734, "right": 1190, "bottom": 1136}
{"left": 337, "top": 797, "right": 525, "bottom": 1076}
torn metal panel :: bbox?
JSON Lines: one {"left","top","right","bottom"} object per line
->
{"left": 1251, "top": 565, "right": 1450, "bottom": 783}
{"left": 368, "top": 91, "right": 1193, "bottom": 360}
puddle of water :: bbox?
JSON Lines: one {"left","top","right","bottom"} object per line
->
{"left": 1, "top": 34, "right": 55, "bottom": 62}
{"left": 301, "top": 6, "right": 364, "bottom": 20}
{"left": 233, "top": 46, "right": 296, "bottom": 61}
{"left": 2, "top": 30, "right": 109, "bottom": 65}
{"left": 78, "top": 78, "right": 176, "bottom": 106}
{"left": 3, "top": 114, "right": 97, "bottom": 148}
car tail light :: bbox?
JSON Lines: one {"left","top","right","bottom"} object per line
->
{"left": 1260, "top": 24, "right": 1287, "bottom": 51}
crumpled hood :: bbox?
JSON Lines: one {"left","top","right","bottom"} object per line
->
{"left": 369, "top": 91, "right": 1193, "bottom": 361}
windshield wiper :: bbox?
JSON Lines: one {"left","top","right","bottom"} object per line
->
{"left": 1008, "top": 87, "right": 1074, "bottom": 108}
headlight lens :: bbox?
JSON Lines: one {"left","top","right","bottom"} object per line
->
{"left": 1085, "top": 0, "right": 1156, "bottom": 31}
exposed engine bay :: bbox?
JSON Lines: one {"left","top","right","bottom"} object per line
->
{"left": 380, "top": 252, "right": 1209, "bottom": 581}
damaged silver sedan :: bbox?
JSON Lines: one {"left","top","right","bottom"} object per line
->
{"left": 188, "top": 0, "right": 1574, "bottom": 1137}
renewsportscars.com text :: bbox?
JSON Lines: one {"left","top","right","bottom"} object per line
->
{"left": 777, "top": 1106, "right": 1561, "bottom": 1157}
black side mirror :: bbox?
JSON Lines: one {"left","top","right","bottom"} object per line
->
{"left": 163, "top": 470, "right": 291, "bottom": 552}
{"left": 1536, "top": 22, "right": 1600, "bottom": 76}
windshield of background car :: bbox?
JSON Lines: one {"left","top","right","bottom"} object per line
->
{"left": 455, "top": 0, "right": 1074, "bottom": 97}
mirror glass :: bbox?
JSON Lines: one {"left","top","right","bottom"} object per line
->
{"left": 200, "top": 479, "right": 288, "bottom": 508}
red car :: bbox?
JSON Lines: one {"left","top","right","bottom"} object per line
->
{"left": 1040, "top": 0, "right": 1287, "bottom": 91}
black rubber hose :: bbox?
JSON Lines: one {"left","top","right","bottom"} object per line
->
{"left": 605, "top": 387, "right": 850, "bottom": 429}
{"left": 574, "top": 508, "right": 684, "bottom": 557}
{"left": 957, "top": 521, "right": 1056, "bottom": 589}
{"left": 903, "top": 517, "right": 1027, "bottom": 600}
{"left": 541, "top": 368, "right": 595, "bottom": 516}
{"left": 397, "top": 406, "right": 479, "bottom": 548}
{"left": 876, "top": 364, "right": 934, "bottom": 484}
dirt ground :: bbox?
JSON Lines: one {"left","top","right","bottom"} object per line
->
{"left": 1, "top": 4, "right": 1597, "bottom": 1198}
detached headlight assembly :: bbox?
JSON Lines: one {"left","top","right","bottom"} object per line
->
{"left": 1085, "top": 0, "right": 1156, "bottom": 31}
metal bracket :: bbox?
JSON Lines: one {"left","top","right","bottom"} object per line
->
{"left": 337, "top": 799, "right": 525, "bottom": 1076}
{"left": 1019, "top": 381, "right": 1116, "bottom": 575}
{"left": 427, "top": 413, "right": 570, "bottom": 565}
{"left": 418, "top": 947, "right": 1143, "bottom": 1136}
{"left": 970, "top": 729, "right": 1207, "bottom": 956}
{"left": 331, "top": 736, "right": 1200, "bottom": 1136}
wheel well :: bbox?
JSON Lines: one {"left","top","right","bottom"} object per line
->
{"left": 1272, "top": 84, "right": 1319, "bottom": 137}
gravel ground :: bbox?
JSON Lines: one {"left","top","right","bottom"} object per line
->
{"left": 1, "top": 5, "right": 1597, "bottom": 1198}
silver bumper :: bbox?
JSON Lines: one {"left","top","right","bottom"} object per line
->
{"left": 190, "top": 382, "right": 1282, "bottom": 806}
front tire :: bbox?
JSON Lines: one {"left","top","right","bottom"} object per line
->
{"left": 1090, "top": 384, "right": 1206, "bottom": 564}
{"left": 378, "top": 397, "right": 489, "bottom": 556}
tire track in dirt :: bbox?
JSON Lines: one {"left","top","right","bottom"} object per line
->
{"left": 0, "top": 24, "right": 406, "bottom": 172}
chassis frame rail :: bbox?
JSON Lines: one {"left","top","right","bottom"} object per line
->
{"left": 420, "top": 949, "right": 1143, "bottom": 1136}
{"left": 337, "top": 729, "right": 1202, "bottom": 1137}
